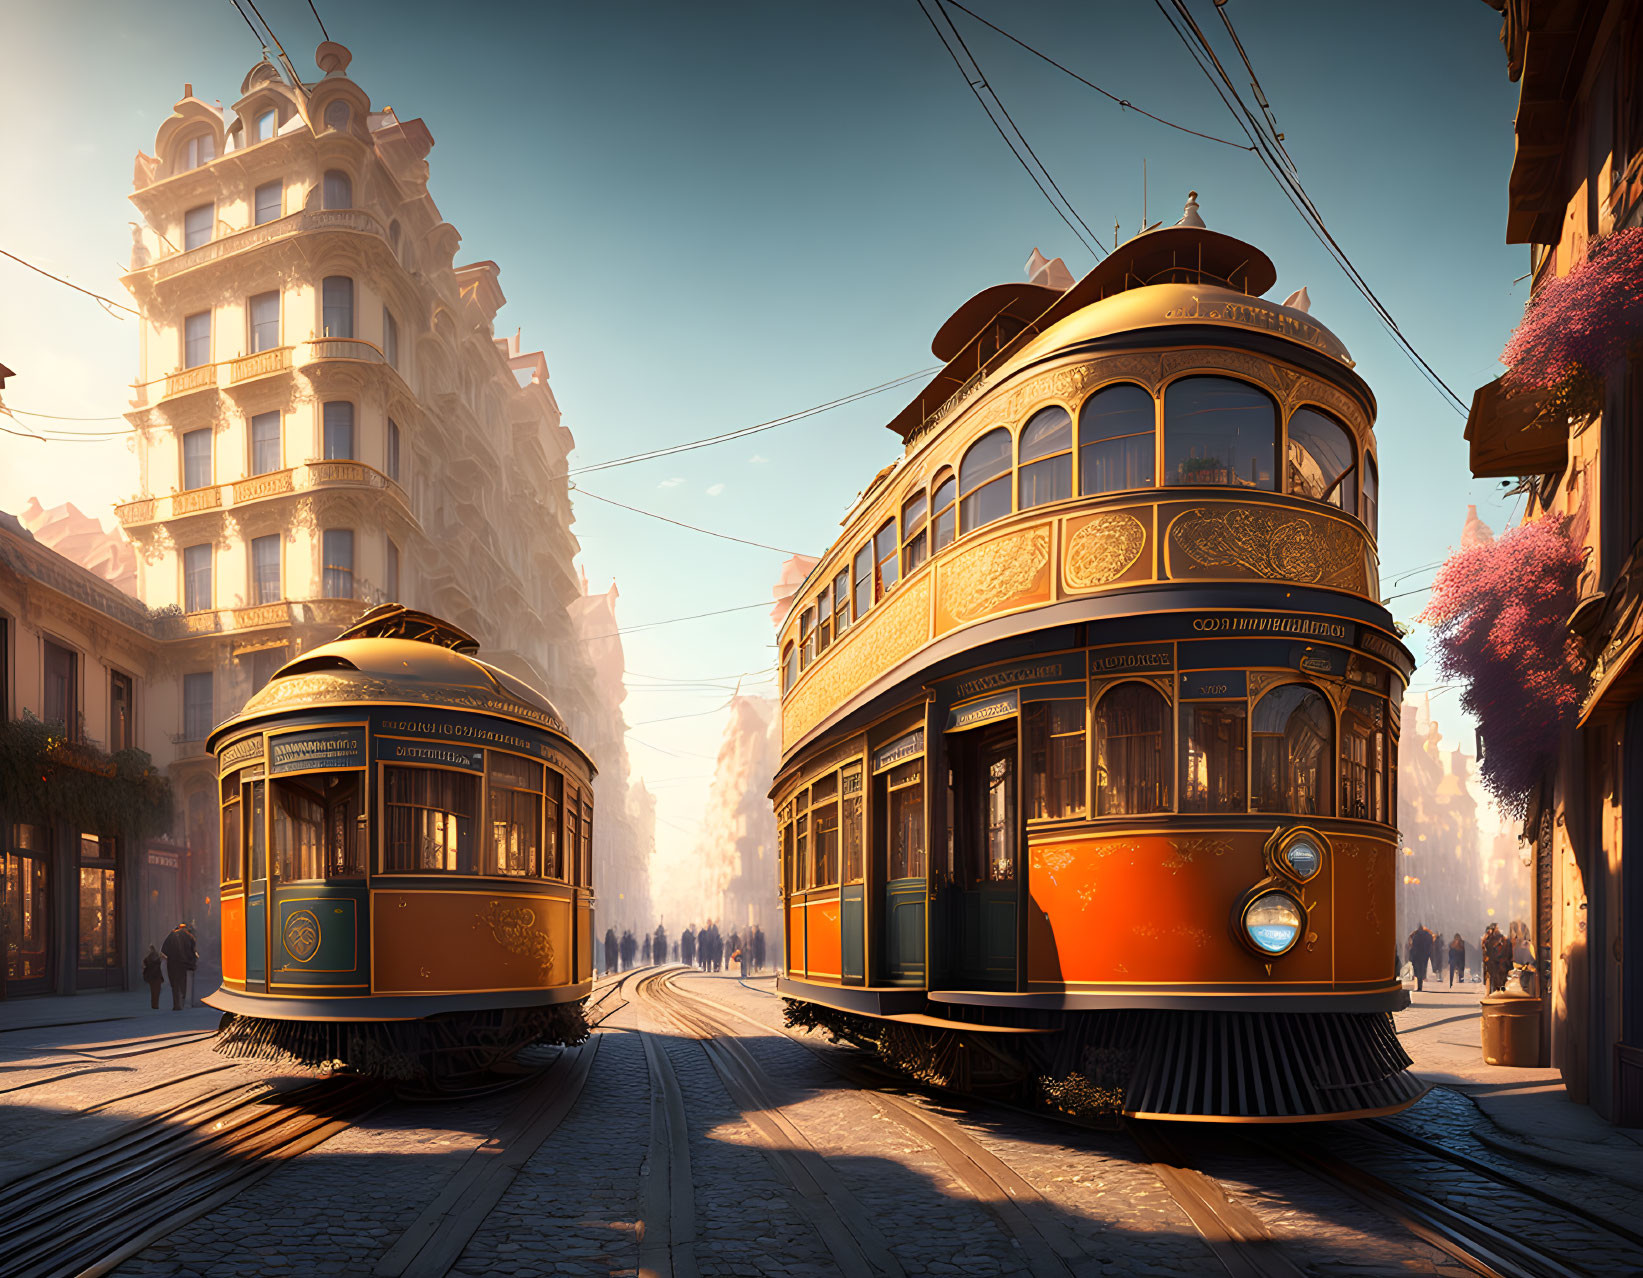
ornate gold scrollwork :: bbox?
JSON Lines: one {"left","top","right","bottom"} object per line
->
{"left": 475, "top": 900, "right": 554, "bottom": 975}
{"left": 944, "top": 526, "right": 1051, "bottom": 622}
{"left": 1064, "top": 513, "right": 1147, "bottom": 590}
{"left": 1168, "top": 506, "right": 1367, "bottom": 593}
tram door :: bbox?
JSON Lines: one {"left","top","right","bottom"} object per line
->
{"left": 245, "top": 777, "right": 268, "bottom": 990}
{"left": 881, "top": 759, "right": 926, "bottom": 984}
{"left": 949, "top": 722, "right": 1018, "bottom": 987}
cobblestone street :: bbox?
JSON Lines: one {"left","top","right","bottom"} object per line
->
{"left": 0, "top": 975, "right": 1639, "bottom": 1277}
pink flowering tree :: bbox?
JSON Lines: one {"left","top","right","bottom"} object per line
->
{"left": 1501, "top": 226, "right": 1643, "bottom": 423}
{"left": 1419, "top": 517, "right": 1585, "bottom": 818}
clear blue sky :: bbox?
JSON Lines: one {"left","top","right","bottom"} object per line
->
{"left": 0, "top": 0, "right": 1525, "bottom": 859}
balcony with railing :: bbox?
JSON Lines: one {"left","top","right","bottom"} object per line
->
{"left": 300, "top": 337, "right": 385, "bottom": 368}
{"left": 230, "top": 346, "right": 292, "bottom": 384}
{"left": 117, "top": 461, "right": 408, "bottom": 529}
{"left": 133, "top": 207, "right": 391, "bottom": 285}
{"left": 132, "top": 337, "right": 399, "bottom": 410}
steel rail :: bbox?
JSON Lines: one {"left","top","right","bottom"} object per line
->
{"left": 636, "top": 971, "right": 699, "bottom": 1278}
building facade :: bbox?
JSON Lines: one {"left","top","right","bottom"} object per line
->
{"left": 1465, "top": 0, "right": 1643, "bottom": 1122}
{"left": 116, "top": 45, "right": 613, "bottom": 959}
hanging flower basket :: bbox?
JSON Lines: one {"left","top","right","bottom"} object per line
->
{"left": 1418, "top": 516, "right": 1584, "bottom": 819}
{"left": 1501, "top": 227, "right": 1643, "bottom": 425}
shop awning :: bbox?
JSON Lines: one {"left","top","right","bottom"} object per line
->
{"left": 1464, "top": 376, "right": 1565, "bottom": 477}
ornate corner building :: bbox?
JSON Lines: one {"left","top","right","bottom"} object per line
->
{"left": 1463, "top": 0, "right": 1643, "bottom": 1125}
{"left": 115, "top": 45, "right": 628, "bottom": 975}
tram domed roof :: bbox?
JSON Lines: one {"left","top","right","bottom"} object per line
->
{"left": 208, "top": 606, "right": 584, "bottom": 758}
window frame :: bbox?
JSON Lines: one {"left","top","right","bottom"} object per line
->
{"left": 381, "top": 763, "right": 480, "bottom": 874}
{"left": 321, "top": 275, "right": 354, "bottom": 339}
{"left": 1250, "top": 682, "right": 1334, "bottom": 817}
{"left": 931, "top": 468, "right": 957, "bottom": 552}
{"left": 1285, "top": 404, "right": 1358, "bottom": 514}
{"left": 1078, "top": 381, "right": 1157, "bottom": 496}
{"left": 1017, "top": 405, "right": 1075, "bottom": 510}
{"left": 873, "top": 517, "right": 899, "bottom": 599}
{"left": 958, "top": 427, "right": 1013, "bottom": 535}
{"left": 250, "top": 411, "right": 281, "bottom": 475}
{"left": 109, "top": 669, "right": 135, "bottom": 753}
{"left": 1162, "top": 374, "right": 1278, "bottom": 492}
{"left": 182, "top": 670, "right": 213, "bottom": 742}
{"left": 322, "top": 169, "right": 353, "bottom": 211}
{"left": 183, "top": 310, "right": 212, "bottom": 369}
{"left": 322, "top": 400, "right": 355, "bottom": 460}
{"left": 253, "top": 180, "right": 282, "bottom": 226}
{"left": 181, "top": 428, "right": 213, "bottom": 491}
{"left": 322, "top": 528, "right": 355, "bottom": 600}
{"left": 182, "top": 543, "right": 213, "bottom": 614}
{"left": 183, "top": 204, "right": 214, "bottom": 252}
{"left": 248, "top": 290, "right": 281, "bottom": 354}
{"left": 1093, "top": 681, "right": 1173, "bottom": 816}
{"left": 901, "top": 490, "right": 929, "bottom": 575}
{"left": 1024, "top": 696, "right": 1087, "bottom": 821}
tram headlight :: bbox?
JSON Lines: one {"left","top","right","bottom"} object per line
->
{"left": 1242, "top": 890, "right": 1305, "bottom": 957}
{"left": 1281, "top": 836, "right": 1322, "bottom": 882}
{"left": 1268, "top": 826, "right": 1327, "bottom": 885}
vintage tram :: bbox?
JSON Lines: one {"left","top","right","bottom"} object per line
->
{"left": 205, "top": 605, "right": 597, "bottom": 1082}
{"left": 772, "top": 196, "right": 1419, "bottom": 1121}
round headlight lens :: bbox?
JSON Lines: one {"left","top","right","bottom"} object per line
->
{"left": 1245, "top": 891, "right": 1305, "bottom": 955}
{"left": 1283, "top": 838, "right": 1321, "bottom": 881}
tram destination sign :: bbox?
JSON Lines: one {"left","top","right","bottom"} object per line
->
{"left": 949, "top": 653, "right": 1084, "bottom": 701}
{"left": 1189, "top": 614, "right": 1350, "bottom": 641}
{"left": 1090, "top": 643, "right": 1173, "bottom": 675}
{"left": 947, "top": 690, "right": 1019, "bottom": 732}
{"left": 376, "top": 737, "right": 485, "bottom": 772}
{"left": 373, "top": 708, "right": 582, "bottom": 776}
{"left": 270, "top": 728, "right": 366, "bottom": 774}
{"left": 873, "top": 730, "right": 924, "bottom": 773}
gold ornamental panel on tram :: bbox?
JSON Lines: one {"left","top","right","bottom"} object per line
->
{"left": 770, "top": 196, "right": 1418, "bottom": 1122}
{"left": 204, "top": 605, "right": 598, "bottom": 1085}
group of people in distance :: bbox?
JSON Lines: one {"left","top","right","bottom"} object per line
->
{"left": 140, "top": 921, "right": 198, "bottom": 1010}
{"left": 1403, "top": 920, "right": 1522, "bottom": 994}
{"left": 601, "top": 922, "right": 768, "bottom": 977}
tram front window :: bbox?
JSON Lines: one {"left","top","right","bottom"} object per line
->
{"left": 487, "top": 753, "right": 543, "bottom": 877}
{"left": 221, "top": 773, "right": 243, "bottom": 882}
{"left": 888, "top": 761, "right": 925, "bottom": 880}
{"left": 383, "top": 766, "right": 479, "bottom": 873}
{"left": 1018, "top": 406, "right": 1073, "bottom": 509}
{"left": 811, "top": 773, "right": 839, "bottom": 886}
{"left": 1080, "top": 383, "right": 1155, "bottom": 495}
{"left": 1095, "top": 682, "right": 1172, "bottom": 815}
{"left": 1180, "top": 700, "right": 1248, "bottom": 813}
{"left": 1163, "top": 376, "right": 1276, "bottom": 489}
{"left": 1287, "top": 407, "right": 1357, "bottom": 512}
{"left": 273, "top": 773, "right": 364, "bottom": 880}
{"left": 1252, "top": 685, "right": 1332, "bottom": 816}
{"left": 1025, "top": 699, "right": 1086, "bottom": 820}
{"left": 959, "top": 428, "right": 1012, "bottom": 534}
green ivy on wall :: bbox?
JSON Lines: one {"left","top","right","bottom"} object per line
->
{"left": 0, "top": 714, "right": 173, "bottom": 841}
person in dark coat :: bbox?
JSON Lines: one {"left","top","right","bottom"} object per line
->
{"left": 141, "top": 945, "right": 164, "bottom": 1010}
{"left": 160, "top": 922, "right": 197, "bottom": 1010}
{"left": 619, "top": 929, "right": 638, "bottom": 971}
{"left": 1482, "top": 923, "right": 1511, "bottom": 993}
{"left": 604, "top": 928, "right": 619, "bottom": 975}
{"left": 752, "top": 927, "right": 766, "bottom": 973}
{"left": 1406, "top": 923, "right": 1433, "bottom": 992}
{"left": 681, "top": 927, "right": 697, "bottom": 968}
{"left": 642, "top": 934, "right": 653, "bottom": 965}
{"left": 654, "top": 924, "right": 669, "bottom": 970}
{"left": 1448, "top": 933, "right": 1466, "bottom": 986}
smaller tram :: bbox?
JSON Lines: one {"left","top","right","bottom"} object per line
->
{"left": 205, "top": 606, "right": 597, "bottom": 1083}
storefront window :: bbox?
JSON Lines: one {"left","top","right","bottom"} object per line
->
{"left": 1025, "top": 698, "right": 1086, "bottom": 819}
{"left": 1180, "top": 701, "right": 1248, "bottom": 813}
{"left": 77, "top": 835, "right": 118, "bottom": 979}
{"left": 888, "top": 761, "right": 925, "bottom": 880}
{"left": 383, "top": 766, "right": 478, "bottom": 872}
{"left": 6, "top": 826, "right": 50, "bottom": 985}
{"left": 1095, "top": 683, "right": 1172, "bottom": 815}
{"left": 1252, "top": 684, "right": 1333, "bottom": 815}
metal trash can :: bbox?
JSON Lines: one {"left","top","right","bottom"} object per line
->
{"left": 1481, "top": 993, "right": 1544, "bottom": 1066}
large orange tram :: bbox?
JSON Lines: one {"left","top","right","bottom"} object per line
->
{"left": 205, "top": 606, "right": 596, "bottom": 1083}
{"left": 772, "top": 197, "right": 1419, "bottom": 1122}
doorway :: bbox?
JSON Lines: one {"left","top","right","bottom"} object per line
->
{"left": 947, "top": 721, "right": 1018, "bottom": 987}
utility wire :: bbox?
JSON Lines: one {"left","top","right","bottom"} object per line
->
{"left": 1, "top": 407, "right": 129, "bottom": 423}
{"left": 1155, "top": 0, "right": 1466, "bottom": 416}
{"left": 305, "top": 0, "right": 331, "bottom": 41}
{"left": 941, "top": 0, "right": 1252, "bottom": 150}
{"left": 572, "top": 483, "right": 808, "bottom": 556}
{"left": 914, "top": 0, "right": 1104, "bottom": 259}
{"left": 0, "top": 248, "right": 139, "bottom": 318}
{"left": 227, "top": 0, "right": 268, "bottom": 52}
{"left": 580, "top": 600, "right": 774, "bottom": 642}
{"left": 240, "top": 0, "right": 308, "bottom": 93}
{"left": 1212, "top": 0, "right": 1295, "bottom": 170}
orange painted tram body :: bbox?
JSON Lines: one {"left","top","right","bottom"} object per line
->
{"left": 772, "top": 208, "right": 1418, "bottom": 1121}
{"left": 205, "top": 606, "right": 596, "bottom": 1083}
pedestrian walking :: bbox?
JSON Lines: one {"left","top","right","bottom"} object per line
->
{"left": 142, "top": 944, "right": 164, "bottom": 1010}
{"left": 642, "top": 934, "right": 653, "bottom": 966}
{"left": 1406, "top": 923, "right": 1433, "bottom": 992}
{"left": 603, "top": 928, "right": 619, "bottom": 975}
{"left": 160, "top": 921, "right": 197, "bottom": 1010}
{"left": 654, "top": 924, "right": 669, "bottom": 970}
{"left": 1448, "top": 933, "right": 1466, "bottom": 987}
{"left": 1482, "top": 923, "right": 1511, "bottom": 993}
{"left": 753, "top": 927, "right": 766, "bottom": 973}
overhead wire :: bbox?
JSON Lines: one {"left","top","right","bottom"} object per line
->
{"left": 239, "top": 0, "right": 308, "bottom": 93}
{"left": 0, "top": 248, "right": 139, "bottom": 318}
{"left": 913, "top": 0, "right": 1104, "bottom": 260}
{"left": 305, "top": 0, "right": 331, "bottom": 42}
{"left": 1152, "top": 0, "right": 1467, "bottom": 416}
{"left": 571, "top": 483, "right": 807, "bottom": 556}
{"left": 578, "top": 600, "right": 775, "bottom": 642}
{"left": 940, "top": 0, "right": 1253, "bottom": 150}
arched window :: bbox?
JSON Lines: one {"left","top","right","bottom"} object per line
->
{"left": 1181, "top": 689, "right": 1247, "bottom": 813}
{"left": 1252, "top": 684, "right": 1332, "bottom": 815}
{"left": 873, "top": 518, "right": 899, "bottom": 595}
{"left": 1094, "top": 682, "right": 1171, "bottom": 815}
{"left": 1163, "top": 376, "right": 1276, "bottom": 490}
{"left": 181, "top": 132, "right": 215, "bottom": 171}
{"left": 1287, "top": 407, "right": 1357, "bottom": 513}
{"left": 901, "top": 490, "right": 929, "bottom": 574}
{"left": 782, "top": 643, "right": 797, "bottom": 693}
{"left": 959, "top": 428, "right": 1011, "bottom": 534}
{"left": 252, "top": 107, "right": 278, "bottom": 143}
{"left": 321, "top": 276, "right": 354, "bottom": 338}
{"left": 1340, "top": 691, "right": 1385, "bottom": 822}
{"left": 322, "top": 169, "right": 353, "bottom": 210}
{"left": 324, "top": 100, "right": 352, "bottom": 132}
{"left": 1362, "top": 453, "right": 1379, "bottom": 538}
{"left": 931, "top": 469, "right": 957, "bottom": 552}
{"left": 799, "top": 606, "right": 817, "bottom": 671}
{"left": 1079, "top": 383, "right": 1155, "bottom": 494}
{"left": 1018, "top": 406, "right": 1073, "bottom": 509}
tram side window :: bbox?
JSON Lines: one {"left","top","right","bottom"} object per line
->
{"left": 248, "top": 780, "right": 266, "bottom": 880}
{"left": 487, "top": 753, "right": 543, "bottom": 876}
{"left": 542, "top": 769, "right": 564, "bottom": 879}
{"left": 1025, "top": 698, "right": 1086, "bottom": 820}
{"left": 799, "top": 607, "right": 816, "bottom": 672}
{"left": 581, "top": 794, "right": 593, "bottom": 887}
{"left": 221, "top": 773, "right": 243, "bottom": 882}
{"left": 1287, "top": 407, "right": 1357, "bottom": 513}
{"left": 831, "top": 569, "right": 851, "bottom": 638}
{"left": 383, "top": 766, "right": 479, "bottom": 873}
{"left": 931, "top": 469, "right": 957, "bottom": 552}
{"left": 814, "top": 587, "right": 832, "bottom": 657}
{"left": 1341, "top": 692, "right": 1385, "bottom": 822}
{"left": 841, "top": 768, "right": 864, "bottom": 882}
{"left": 1180, "top": 700, "right": 1248, "bottom": 813}
{"left": 888, "top": 761, "right": 925, "bottom": 881}
{"left": 902, "top": 491, "right": 929, "bottom": 575}
{"left": 1363, "top": 453, "right": 1379, "bottom": 538}
{"left": 565, "top": 783, "right": 580, "bottom": 883}
{"left": 795, "top": 792, "right": 810, "bottom": 891}
{"left": 874, "top": 518, "right": 899, "bottom": 598}
{"left": 1163, "top": 376, "right": 1276, "bottom": 490}
{"left": 272, "top": 774, "right": 363, "bottom": 880}
{"left": 1018, "top": 406, "right": 1074, "bottom": 509}
{"left": 1080, "top": 383, "right": 1155, "bottom": 495}
{"left": 1252, "top": 684, "right": 1332, "bottom": 816}
{"left": 1095, "top": 683, "right": 1172, "bottom": 815}
{"left": 810, "top": 773, "right": 839, "bottom": 887}
{"left": 782, "top": 643, "right": 797, "bottom": 693}
{"left": 781, "top": 812, "right": 795, "bottom": 895}
{"left": 853, "top": 544, "right": 874, "bottom": 622}
{"left": 959, "top": 428, "right": 1012, "bottom": 534}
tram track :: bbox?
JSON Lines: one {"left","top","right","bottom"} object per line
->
{"left": 0, "top": 1073, "right": 381, "bottom": 1278}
